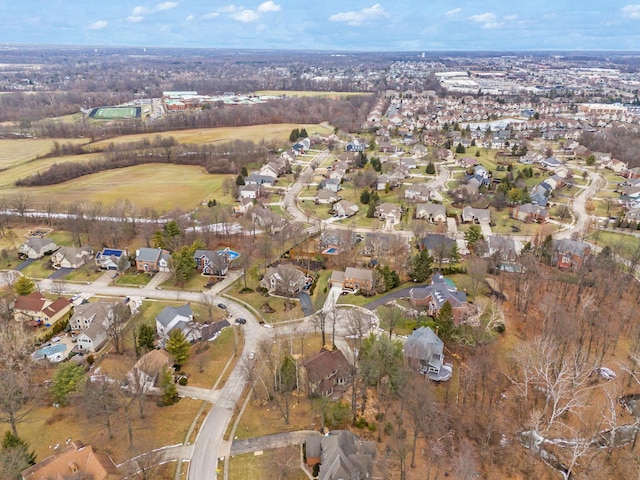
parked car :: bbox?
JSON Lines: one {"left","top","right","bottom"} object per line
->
{"left": 235, "top": 318, "right": 247, "bottom": 325}
{"left": 248, "top": 351, "right": 256, "bottom": 360}
{"left": 217, "top": 303, "right": 227, "bottom": 310}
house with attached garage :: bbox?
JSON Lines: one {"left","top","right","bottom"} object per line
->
{"left": 301, "top": 347, "right": 351, "bottom": 398}
{"left": 415, "top": 203, "right": 446, "bottom": 223}
{"left": 314, "top": 189, "right": 340, "bottom": 205}
{"left": 305, "top": 430, "right": 376, "bottom": 480}
{"left": 193, "top": 250, "right": 230, "bottom": 276}
{"left": 238, "top": 184, "right": 262, "bottom": 200}
{"left": 552, "top": 239, "right": 591, "bottom": 270}
{"left": 135, "top": 247, "right": 171, "bottom": 273}
{"left": 261, "top": 264, "right": 307, "bottom": 297}
{"left": 94, "top": 247, "right": 129, "bottom": 270}
{"left": 405, "top": 183, "right": 434, "bottom": 203}
{"left": 404, "top": 326, "right": 452, "bottom": 381}
{"left": 374, "top": 202, "right": 401, "bottom": 222}
{"left": 124, "top": 349, "right": 174, "bottom": 395}
{"left": 512, "top": 203, "right": 549, "bottom": 223}
{"left": 462, "top": 206, "right": 491, "bottom": 224}
{"left": 332, "top": 200, "right": 359, "bottom": 218}
{"left": 51, "top": 245, "right": 93, "bottom": 269}
{"left": 156, "top": 303, "right": 200, "bottom": 343}
{"left": 13, "top": 293, "right": 72, "bottom": 326}
{"left": 331, "top": 267, "right": 375, "bottom": 294}
{"left": 19, "top": 237, "right": 58, "bottom": 259}
{"left": 70, "top": 300, "right": 118, "bottom": 331}
{"left": 409, "top": 273, "right": 468, "bottom": 324}
{"left": 76, "top": 321, "right": 109, "bottom": 353}
{"left": 320, "top": 178, "right": 341, "bottom": 193}
{"left": 420, "top": 234, "right": 458, "bottom": 263}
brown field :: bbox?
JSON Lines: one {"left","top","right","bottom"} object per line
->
{"left": 0, "top": 138, "right": 88, "bottom": 169}
{"left": 88, "top": 123, "right": 334, "bottom": 149}
{"left": 2, "top": 164, "right": 231, "bottom": 211}
{"left": 0, "top": 153, "right": 102, "bottom": 190}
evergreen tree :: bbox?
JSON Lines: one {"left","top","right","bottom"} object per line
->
{"left": 241, "top": 166, "right": 248, "bottom": 177}
{"left": 137, "top": 323, "right": 156, "bottom": 352}
{"left": 464, "top": 225, "right": 484, "bottom": 251}
{"left": 13, "top": 277, "right": 35, "bottom": 296}
{"left": 50, "top": 363, "right": 85, "bottom": 406}
{"left": 409, "top": 249, "right": 433, "bottom": 282}
{"left": 235, "top": 174, "right": 245, "bottom": 186}
{"left": 360, "top": 189, "right": 371, "bottom": 205}
{"left": 289, "top": 128, "right": 300, "bottom": 142}
{"left": 436, "top": 302, "right": 455, "bottom": 341}
{"left": 366, "top": 198, "right": 376, "bottom": 218}
{"left": 1, "top": 431, "right": 36, "bottom": 479}
{"left": 172, "top": 246, "right": 196, "bottom": 286}
{"left": 455, "top": 143, "right": 466, "bottom": 154}
{"left": 425, "top": 162, "right": 436, "bottom": 175}
{"left": 166, "top": 329, "right": 190, "bottom": 367}
{"left": 300, "top": 127, "right": 308, "bottom": 138}
{"left": 159, "top": 365, "right": 179, "bottom": 406}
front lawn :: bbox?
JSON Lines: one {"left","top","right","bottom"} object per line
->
{"left": 64, "top": 263, "right": 104, "bottom": 282}
{"left": 160, "top": 272, "right": 208, "bottom": 291}
{"left": 19, "top": 257, "right": 55, "bottom": 279}
{"left": 114, "top": 271, "right": 153, "bottom": 286}
{"left": 228, "top": 448, "right": 307, "bottom": 480}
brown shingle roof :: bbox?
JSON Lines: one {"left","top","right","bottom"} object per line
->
{"left": 14, "top": 292, "right": 48, "bottom": 312}
{"left": 21, "top": 440, "right": 121, "bottom": 480}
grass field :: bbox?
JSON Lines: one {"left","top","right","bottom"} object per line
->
{"left": 253, "top": 90, "right": 372, "bottom": 98}
{"left": 89, "top": 123, "right": 334, "bottom": 149}
{"left": 0, "top": 138, "right": 88, "bottom": 169}
{"left": 228, "top": 447, "right": 307, "bottom": 480}
{"left": 3, "top": 164, "right": 231, "bottom": 211}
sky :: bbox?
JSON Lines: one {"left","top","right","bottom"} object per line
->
{"left": 2, "top": 1, "right": 640, "bottom": 51}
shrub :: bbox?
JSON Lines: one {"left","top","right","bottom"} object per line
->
{"left": 354, "top": 417, "right": 368, "bottom": 429}
{"left": 178, "top": 376, "right": 188, "bottom": 386}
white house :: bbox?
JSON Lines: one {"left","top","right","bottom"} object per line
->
{"left": 155, "top": 304, "right": 199, "bottom": 343}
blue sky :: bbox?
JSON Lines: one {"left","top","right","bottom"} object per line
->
{"left": 2, "top": 1, "right": 640, "bottom": 51}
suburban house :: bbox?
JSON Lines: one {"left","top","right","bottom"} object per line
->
{"left": 238, "top": 184, "right": 262, "bottom": 200}
{"left": 260, "top": 264, "right": 307, "bottom": 296}
{"left": 124, "top": 349, "right": 174, "bottom": 395}
{"left": 314, "top": 189, "right": 340, "bottom": 205}
{"left": 51, "top": 245, "right": 93, "bottom": 269}
{"left": 320, "top": 178, "right": 342, "bottom": 193}
{"left": 409, "top": 273, "right": 468, "bottom": 324}
{"left": 135, "top": 247, "right": 171, "bottom": 273}
{"left": 415, "top": 203, "right": 447, "bottom": 223}
{"left": 333, "top": 200, "right": 359, "bottom": 218}
{"left": 374, "top": 203, "right": 401, "bottom": 222}
{"left": 76, "top": 322, "right": 109, "bottom": 353}
{"left": 193, "top": 249, "right": 229, "bottom": 276}
{"left": 420, "top": 234, "right": 458, "bottom": 263}
{"left": 69, "top": 300, "right": 117, "bottom": 331}
{"left": 305, "top": 430, "right": 376, "bottom": 480}
{"left": 404, "top": 326, "right": 452, "bottom": 381}
{"left": 13, "top": 293, "right": 72, "bottom": 326}
{"left": 244, "top": 173, "right": 275, "bottom": 186}
{"left": 21, "top": 440, "right": 120, "bottom": 480}
{"left": 405, "top": 184, "right": 434, "bottom": 202}
{"left": 233, "top": 197, "right": 254, "bottom": 215}
{"left": 94, "top": 247, "right": 129, "bottom": 270}
{"left": 319, "top": 230, "right": 356, "bottom": 255}
{"left": 512, "top": 203, "right": 549, "bottom": 223}
{"left": 552, "top": 239, "right": 591, "bottom": 270}
{"left": 485, "top": 235, "right": 523, "bottom": 262}
{"left": 156, "top": 303, "right": 200, "bottom": 343}
{"left": 301, "top": 347, "right": 351, "bottom": 398}
{"left": 19, "top": 237, "right": 58, "bottom": 259}
{"left": 345, "top": 139, "right": 367, "bottom": 152}
{"left": 461, "top": 206, "right": 491, "bottom": 224}
{"left": 541, "top": 156, "right": 562, "bottom": 170}
{"left": 331, "top": 267, "right": 375, "bottom": 294}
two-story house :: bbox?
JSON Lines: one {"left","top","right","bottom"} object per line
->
{"left": 301, "top": 347, "right": 351, "bottom": 398}
{"left": 135, "top": 247, "right": 171, "bottom": 273}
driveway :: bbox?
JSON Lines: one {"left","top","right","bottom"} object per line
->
{"left": 15, "top": 258, "right": 34, "bottom": 271}
{"left": 48, "top": 267, "right": 72, "bottom": 279}
{"left": 361, "top": 284, "right": 428, "bottom": 311}
{"left": 297, "top": 292, "right": 313, "bottom": 316}
{"left": 230, "top": 430, "right": 321, "bottom": 455}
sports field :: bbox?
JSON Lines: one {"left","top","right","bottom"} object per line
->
{"left": 89, "top": 122, "right": 334, "bottom": 148}
{"left": 89, "top": 106, "right": 141, "bottom": 120}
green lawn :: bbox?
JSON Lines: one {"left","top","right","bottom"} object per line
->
{"left": 114, "top": 271, "right": 153, "bottom": 286}
{"left": 20, "top": 257, "right": 55, "bottom": 279}
{"left": 63, "top": 263, "right": 104, "bottom": 282}
{"left": 160, "top": 271, "right": 209, "bottom": 291}
{"left": 587, "top": 230, "right": 640, "bottom": 259}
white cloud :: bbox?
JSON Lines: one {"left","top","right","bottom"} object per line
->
{"left": 127, "top": 2, "right": 178, "bottom": 22}
{"left": 329, "top": 3, "right": 388, "bottom": 26}
{"left": 218, "top": 5, "right": 239, "bottom": 13}
{"left": 482, "top": 22, "right": 504, "bottom": 29}
{"left": 621, "top": 5, "right": 640, "bottom": 18}
{"left": 185, "top": 14, "right": 194, "bottom": 22}
{"left": 155, "top": 2, "right": 178, "bottom": 12}
{"left": 446, "top": 8, "right": 462, "bottom": 17}
{"left": 232, "top": 9, "right": 259, "bottom": 22}
{"left": 504, "top": 14, "right": 518, "bottom": 21}
{"left": 88, "top": 20, "right": 108, "bottom": 30}
{"left": 469, "top": 12, "right": 496, "bottom": 23}
{"left": 258, "top": 1, "right": 280, "bottom": 13}
{"left": 202, "top": 12, "right": 220, "bottom": 19}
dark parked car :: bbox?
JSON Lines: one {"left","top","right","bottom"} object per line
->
{"left": 217, "top": 303, "right": 227, "bottom": 310}
{"left": 235, "top": 318, "right": 247, "bottom": 325}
